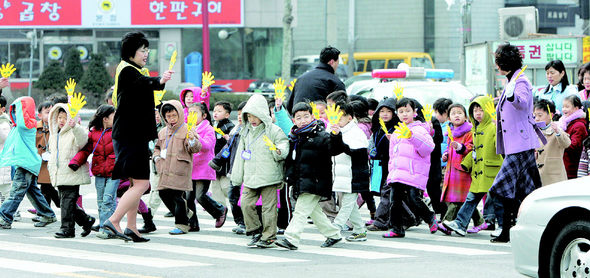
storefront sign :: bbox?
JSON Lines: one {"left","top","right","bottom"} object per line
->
{"left": 583, "top": 36, "right": 590, "bottom": 64}
{"left": 493, "top": 38, "right": 579, "bottom": 66}
{"left": 0, "top": 0, "right": 243, "bottom": 28}
{"left": 538, "top": 4, "right": 576, "bottom": 28}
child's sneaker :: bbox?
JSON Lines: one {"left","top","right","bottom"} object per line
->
{"left": 467, "top": 222, "right": 489, "bottom": 234}
{"left": 365, "top": 219, "right": 375, "bottom": 226}
{"left": 169, "top": 228, "right": 187, "bottom": 235}
{"left": 247, "top": 234, "right": 262, "bottom": 247}
{"left": 346, "top": 232, "right": 367, "bottom": 242}
{"left": 27, "top": 208, "right": 37, "bottom": 215}
{"left": 232, "top": 224, "right": 246, "bottom": 235}
{"left": 13, "top": 211, "right": 21, "bottom": 222}
{"left": 382, "top": 230, "right": 404, "bottom": 238}
{"left": 437, "top": 223, "right": 452, "bottom": 235}
{"left": 276, "top": 238, "right": 298, "bottom": 250}
{"left": 0, "top": 218, "right": 11, "bottom": 229}
{"left": 34, "top": 216, "right": 56, "bottom": 227}
{"left": 429, "top": 217, "right": 438, "bottom": 234}
{"left": 256, "top": 239, "right": 276, "bottom": 248}
{"left": 442, "top": 220, "right": 466, "bottom": 237}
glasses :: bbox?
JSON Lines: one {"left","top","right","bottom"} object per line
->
{"left": 138, "top": 48, "right": 150, "bottom": 54}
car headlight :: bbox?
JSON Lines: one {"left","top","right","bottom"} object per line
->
{"left": 248, "top": 83, "right": 256, "bottom": 89}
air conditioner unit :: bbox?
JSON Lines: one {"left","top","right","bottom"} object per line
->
{"left": 499, "top": 6, "right": 538, "bottom": 40}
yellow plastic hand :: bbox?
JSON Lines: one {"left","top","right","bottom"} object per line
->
{"left": 0, "top": 63, "right": 16, "bottom": 78}
{"left": 514, "top": 65, "right": 528, "bottom": 81}
{"left": 393, "top": 82, "right": 404, "bottom": 100}
{"left": 65, "top": 78, "right": 76, "bottom": 96}
{"left": 326, "top": 103, "right": 343, "bottom": 134}
{"left": 168, "top": 50, "right": 177, "bottom": 71}
{"left": 379, "top": 118, "right": 389, "bottom": 135}
{"left": 310, "top": 102, "right": 320, "bottom": 120}
{"left": 68, "top": 92, "right": 87, "bottom": 119}
{"left": 262, "top": 135, "right": 277, "bottom": 151}
{"left": 421, "top": 104, "right": 433, "bottom": 122}
{"left": 394, "top": 122, "right": 412, "bottom": 139}
{"left": 202, "top": 71, "right": 215, "bottom": 90}
{"left": 186, "top": 112, "right": 199, "bottom": 138}
{"left": 288, "top": 78, "right": 297, "bottom": 92}
{"left": 447, "top": 125, "right": 454, "bottom": 142}
{"left": 153, "top": 90, "right": 166, "bottom": 106}
{"left": 214, "top": 126, "right": 226, "bottom": 137}
{"left": 274, "top": 78, "right": 287, "bottom": 101}
{"left": 483, "top": 101, "right": 496, "bottom": 121}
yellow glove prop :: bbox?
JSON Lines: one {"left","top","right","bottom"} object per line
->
{"left": 68, "top": 92, "right": 87, "bottom": 119}
{"left": 186, "top": 112, "right": 199, "bottom": 138}
{"left": 273, "top": 78, "right": 287, "bottom": 101}
{"left": 421, "top": 104, "right": 433, "bottom": 122}
{"left": 262, "top": 135, "right": 277, "bottom": 151}
{"left": 447, "top": 125, "right": 454, "bottom": 142}
{"left": 379, "top": 118, "right": 389, "bottom": 135}
{"left": 326, "top": 103, "right": 343, "bottom": 134}
{"left": 394, "top": 122, "right": 412, "bottom": 139}
{"left": 483, "top": 101, "right": 497, "bottom": 122}
{"left": 288, "top": 79, "right": 297, "bottom": 92}
{"left": 168, "top": 50, "right": 177, "bottom": 71}
{"left": 393, "top": 82, "right": 404, "bottom": 100}
{"left": 153, "top": 90, "right": 166, "bottom": 106}
{"left": 65, "top": 78, "right": 76, "bottom": 97}
{"left": 214, "top": 126, "right": 226, "bottom": 137}
{"left": 0, "top": 63, "right": 16, "bottom": 78}
{"left": 202, "top": 71, "right": 215, "bottom": 91}
{"left": 310, "top": 102, "right": 320, "bottom": 120}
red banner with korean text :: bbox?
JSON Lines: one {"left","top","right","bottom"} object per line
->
{"left": 130, "top": 0, "right": 243, "bottom": 26}
{"left": 0, "top": 0, "right": 81, "bottom": 26}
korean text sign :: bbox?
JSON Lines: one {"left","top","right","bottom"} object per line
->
{"left": 131, "top": 0, "right": 243, "bottom": 27}
{"left": 493, "top": 38, "right": 579, "bottom": 66}
{"left": 0, "top": 0, "right": 81, "bottom": 26}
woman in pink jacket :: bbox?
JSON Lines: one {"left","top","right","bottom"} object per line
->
{"left": 383, "top": 98, "right": 438, "bottom": 238}
{"left": 186, "top": 102, "right": 227, "bottom": 231}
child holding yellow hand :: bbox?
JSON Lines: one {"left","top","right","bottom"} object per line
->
{"left": 383, "top": 98, "right": 437, "bottom": 238}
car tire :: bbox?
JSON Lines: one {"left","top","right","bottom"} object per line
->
{"left": 548, "top": 220, "right": 590, "bottom": 278}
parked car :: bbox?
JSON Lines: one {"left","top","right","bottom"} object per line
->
{"left": 512, "top": 176, "right": 590, "bottom": 278}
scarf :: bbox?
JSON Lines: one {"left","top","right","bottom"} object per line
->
{"left": 559, "top": 109, "right": 586, "bottom": 131}
{"left": 289, "top": 120, "right": 318, "bottom": 142}
{"left": 450, "top": 121, "right": 473, "bottom": 138}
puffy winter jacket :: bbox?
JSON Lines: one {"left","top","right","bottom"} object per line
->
{"left": 332, "top": 120, "right": 370, "bottom": 193}
{"left": 191, "top": 119, "right": 216, "bottom": 181}
{"left": 213, "top": 118, "right": 235, "bottom": 176}
{"left": 180, "top": 87, "right": 210, "bottom": 121}
{"left": 47, "top": 103, "right": 90, "bottom": 186}
{"left": 386, "top": 121, "right": 434, "bottom": 191}
{"left": 70, "top": 127, "right": 115, "bottom": 178}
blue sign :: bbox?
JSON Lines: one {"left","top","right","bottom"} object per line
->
{"left": 538, "top": 4, "right": 576, "bottom": 28}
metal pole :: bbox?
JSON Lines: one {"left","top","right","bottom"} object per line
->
{"left": 347, "top": 0, "right": 356, "bottom": 75}
{"left": 460, "top": 0, "right": 472, "bottom": 84}
{"left": 28, "top": 29, "right": 35, "bottom": 97}
{"left": 202, "top": 0, "right": 210, "bottom": 72}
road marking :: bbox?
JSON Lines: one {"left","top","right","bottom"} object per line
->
{"left": 0, "top": 240, "right": 206, "bottom": 268}
{"left": 0, "top": 257, "right": 95, "bottom": 274}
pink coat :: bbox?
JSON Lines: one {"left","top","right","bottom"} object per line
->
{"left": 192, "top": 119, "right": 216, "bottom": 180}
{"left": 386, "top": 121, "right": 434, "bottom": 191}
{"left": 180, "top": 87, "right": 211, "bottom": 121}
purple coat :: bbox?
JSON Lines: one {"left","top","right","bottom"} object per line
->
{"left": 496, "top": 69, "right": 544, "bottom": 155}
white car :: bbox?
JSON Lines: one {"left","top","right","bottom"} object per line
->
{"left": 511, "top": 176, "right": 590, "bottom": 278}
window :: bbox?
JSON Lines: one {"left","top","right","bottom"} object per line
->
{"left": 387, "top": 59, "right": 404, "bottom": 69}
{"left": 0, "top": 41, "right": 41, "bottom": 78}
{"left": 355, "top": 60, "right": 366, "bottom": 72}
{"left": 411, "top": 57, "right": 433, "bottom": 69}
{"left": 366, "top": 59, "right": 386, "bottom": 71}
{"left": 98, "top": 39, "right": 159, "bottom": 77}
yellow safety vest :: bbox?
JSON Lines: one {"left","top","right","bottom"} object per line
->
{"left": 112, "top": 61, "right": 165, "bottom": 108}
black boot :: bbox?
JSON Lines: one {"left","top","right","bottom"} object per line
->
{"left": 491, "top": 198, "right": 514, "bottom": 243}
{"left": 138, "top": 209, "right": 157, "bottom": 234}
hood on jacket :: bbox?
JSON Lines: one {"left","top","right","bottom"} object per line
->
{"left": 9, "top": 96, "right": 37, "bottom": 130}
{"left": 242, "top": 94, "right": 272, "bottom": 130}
{"left": 468, "top": 96, "right": 493, "bottom": 128}
{"left": 179, "top": 87, "right": 203, "bottom": 108}
{"left": 48, "top": 103, "right": 72, "bottom": 134}
{"left": 159, "top": 100, "right": 185, "bottom": 129}
{"left": 371, "top": 97, "right": 399, "bottom": 133}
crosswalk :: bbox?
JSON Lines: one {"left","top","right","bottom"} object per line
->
{"left": 0, "top": 197, "right": 513, "bottom": 278}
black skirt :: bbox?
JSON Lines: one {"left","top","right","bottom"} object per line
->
{"left": 112, "top": 139, "right": 151, "bottom": 180}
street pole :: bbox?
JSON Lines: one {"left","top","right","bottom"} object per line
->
{"left": 27, "top": 29, "right": 36, "bottom": 97}
{"left": 281, "top": 0, "right": 293, "bottom": 80}
{"left": 202, "top": 0, "right": 210, "bottom": 72}
{"left": 347, "top": 0, "right": 356, "bottom": 75}
{"left": 460, "top": 0, "right": 472, "bottom": 84}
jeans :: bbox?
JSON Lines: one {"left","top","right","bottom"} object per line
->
{"left": 488, "top": 192, "right": 504, "bottom": 228}
{"left": 94, "top": 177, "right": 119, "bottom": 231}
{"left": 388, "top": 183, "right": 434, "bottom": 234}
{"left": 0, "top": 167, "right": 55, "bottom": 224}
{"left": 454, "top": 192, "right": 486, "bottom": 231}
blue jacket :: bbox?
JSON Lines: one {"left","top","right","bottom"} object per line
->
{"left": 0, "top": 97, "right": 41, "bottom": 175}
{"left": 274, "top": 107, "right": 294, "bottom": 136}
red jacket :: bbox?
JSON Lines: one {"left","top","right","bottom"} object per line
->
{"left": 564, "top": 118, "right": 588, "bottom": 179}
{"left": 70, "top": 128, "right": 115, "bottom": 177}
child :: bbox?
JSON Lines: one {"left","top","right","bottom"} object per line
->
{"left": 48, "top": 104, "right": 95, "bottom": 238}
{"left": 331, "top": 102, "right": 370, "bottom": 242}
{"left": 143, "top": 107, "right": 168, "bottom": 231}
{"left": 210, "top": 101, "right": 247, "bottom": 234}
{"left": 231, "top": 94, "right": 289, "bottom": 248}
{"left": 210, "top": 101, "right": 235, "bottom": 205}
{"left": 0, "top": 97, "right": 57, "bottom": 229}
{"left": 0, "top": 96, "right": 12, "bottom": 205}
{"left": 313, "top": 100, "right": 328, "bottom": 127}
{"left": 276, "top": 102, "right": 346, "bottom": 250}
{"left": 443, "top": 96, "right": 504, "bottom": 236}
{"left": 433, "top": 98, "right": 453, "bottom": 168}
{"left": 187, "top": 102, "right": 227, "bottom": 231}
{"left": 367, "top": 98, "right": 379, "bottom": 117}
{"left": 179, "top": 87, "right": 210, "bottom": 121}
{"left": 383, "top": 98, "right": 437, "bottom": 238}
{"left": 559, "top": 95, "right": 587, "bottom": 179}
{"left": 532, "top": 99, "right": 570, "bottom": 185}
{"left": 326, "top": 90, "right": 348, "bottom": 106}
{"left": 154, "top": 100, "right": 201, "bottom": 235}
{"left": 36, "top": 101, "right": 59, "bottom": 214}
{"left": 367, "top": 97, "right": 399, "bottom": 231}
{"left": 69, "top": 105, "right": 121, "bottom": 239}
{"left": 441, "top": 103, "right": 477, "bottom": 227}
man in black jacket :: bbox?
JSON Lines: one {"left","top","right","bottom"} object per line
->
{"left": 286, "top": 46, "right": 345, "bottom": 113}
